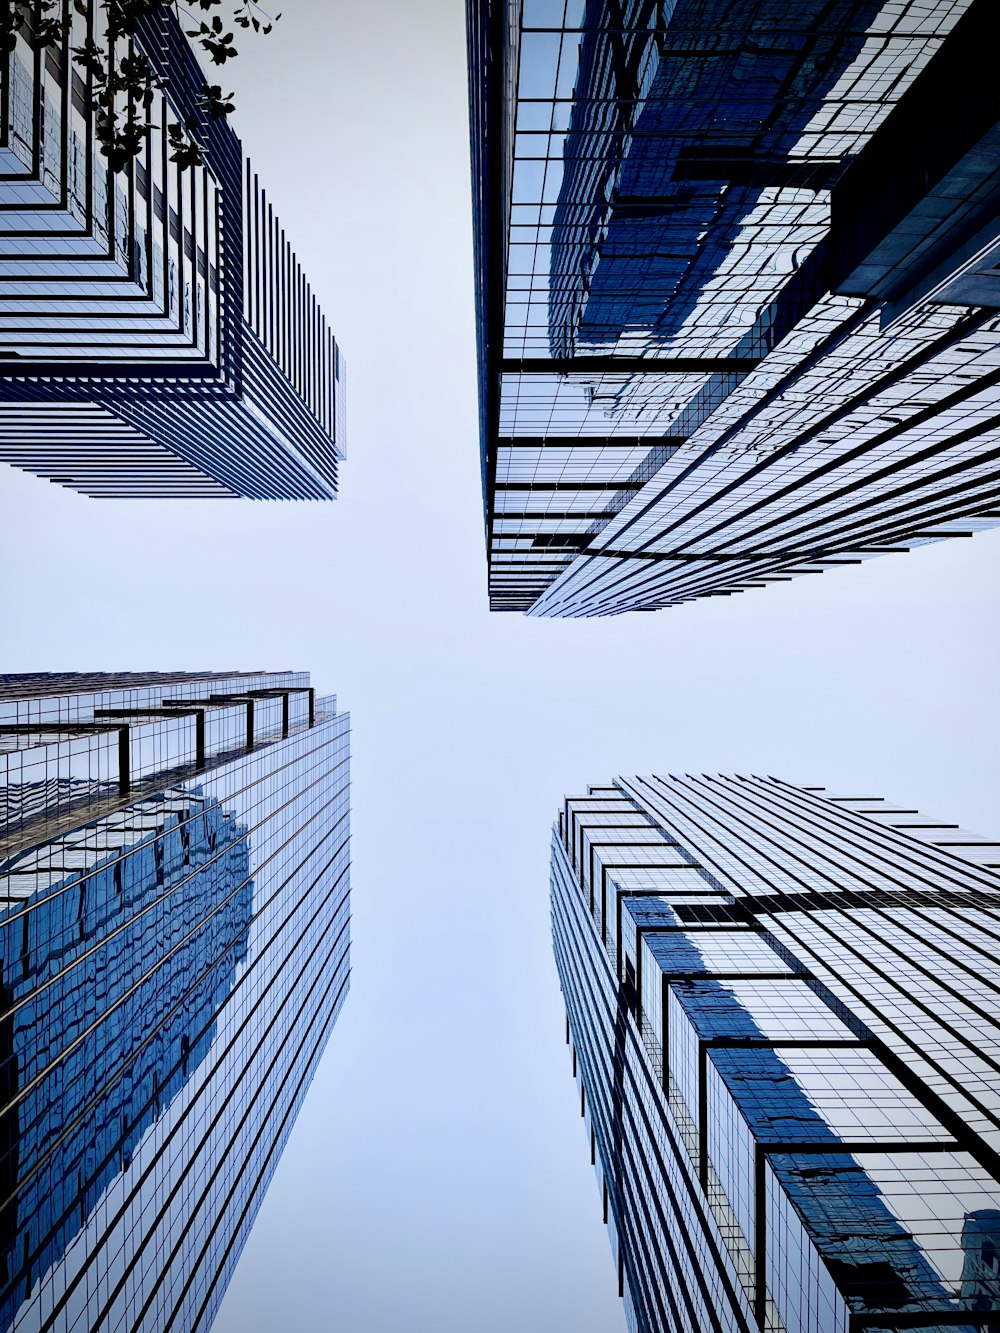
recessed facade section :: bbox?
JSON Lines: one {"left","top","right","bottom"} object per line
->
{"left": 552, "top": 773, "right": 1000, "bottom": 1331}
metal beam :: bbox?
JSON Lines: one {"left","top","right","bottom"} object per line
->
{"left": 495, "top": 435, "right": 687, "bottom": 449}
{"left": 500, "top": 356, "right": 762, "bottom": 376}
{"left": 0, "top": 721, "right": 131, "bottom": 794}
{"left": 495, "top": 480, "right": 645, "bottom": 492}
{"left": 95, "top": 707, "right": 207, "bottom": 771}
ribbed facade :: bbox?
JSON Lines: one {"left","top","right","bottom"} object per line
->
{"left": 552, "top": 774, "right": 1000, "bottom": 1332}
{"left": 0, "top": 672, "right": 350, "bottom": 1331}
{"left": 0, "top": 11, "right": 346, "bottom": 499}
{"left": 469, "top": 0, "right": 1000, "bottom": 613}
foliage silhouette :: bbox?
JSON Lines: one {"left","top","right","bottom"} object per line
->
{"left": 1, "top": 0, "right": 278, "bottom": 171}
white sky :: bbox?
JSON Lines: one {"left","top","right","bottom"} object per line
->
{"left": 1, "top": 2, "right": 998, "bottom": 1330}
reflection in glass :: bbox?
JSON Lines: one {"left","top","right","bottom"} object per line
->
{"left": 962, "top": 1211, "right": 1000, "bottom": 1326}
{"left": 0, "top": 790, "right": 252, "bottom": 1329}
{"left": 469, "top": 1, "right": 1000, "bottom": 615}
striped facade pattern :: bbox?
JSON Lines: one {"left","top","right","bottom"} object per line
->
{"left": 0, "top": 7, "right": 345, "bottom": 499}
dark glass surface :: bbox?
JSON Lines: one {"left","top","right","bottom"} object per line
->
{"left": 0, "top": 791, "right": 252, "bottom": 1327}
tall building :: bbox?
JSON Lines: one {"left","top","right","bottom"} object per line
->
{"left": 552, "top": 773, "right": 1000, "bottom": 1332}
{"left": 0, "top": 671, "right": 350, "bottom": 1331}
{"left": 0, "top": 10, "right": 346, "bottom": 499}
{"left": 468, "top": 0, "right": 1000, "bottom": 613}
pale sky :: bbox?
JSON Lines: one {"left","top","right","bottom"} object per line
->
{"left": 1, "top": 2, "right": 998, "bottom": 1330}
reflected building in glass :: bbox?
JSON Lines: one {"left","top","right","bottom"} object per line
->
{"left": 0, "top": 9, "right": 345, "bottom": 499}
{"left": 468, "top": 0, "right": 1000, "bottom": 613}
{"left": 0, "top": 671, "right": 350, "bottom": 1331}
{"left": 552, "top": 774, "right": 1000, "bottom": 1332}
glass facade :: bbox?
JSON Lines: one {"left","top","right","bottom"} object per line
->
{"left": 0, "top": 11, "right": 346, "bottom": 499}
{"left": 551, "top": 774, "right": 1000, "bottom": 1332}
{"left": 468, "top": 0, "right": 1000, "bottom": 613}
{"left": 0, "top": 672, "right": 350, "bottom": 1331}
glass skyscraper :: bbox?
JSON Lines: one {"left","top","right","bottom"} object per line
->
{"left": 468, "top": 0, "right": 1000, "bottom": 613}
{"left": 552, "top": 773, "right": 1000, "bottom": 1332}
{"left": 0, "top": 671, "right": 350, "bottom": 1331}
{"left": 0, "top": 9, "right": 346, "bottom": 499}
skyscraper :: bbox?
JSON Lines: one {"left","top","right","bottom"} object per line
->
{"left": 0, "top": 671, "right": 350, "bottom": 1331}
{"left": 0, "top": 9, "right": 346, "bottom": 499}
{"left": 468, "top": 0, "right": 1000, "bottom": 613}
{"left": 552, "top": 773, "right": 1000, "bottom": 1332}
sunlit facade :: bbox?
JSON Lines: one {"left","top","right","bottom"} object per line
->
{"left": 0, "top": 672, "right": 350, "bottom": 1331}
{"left": 469, "top": 0, "right": 1000, "bottom": 613}
{"left": 552, "top": 774, "right": 1000, "bottom": 1332}
{"left": 0, "top": 11, "right": 346, "bottom": 499}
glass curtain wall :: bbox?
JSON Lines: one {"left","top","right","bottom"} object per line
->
{"left": 469, "top": 0, "right": 1000, "bottom": 614}
{"left": 552, "top": 773, "right": 1000, "bottom": 1332}
{"left": 0, "top": 672, "right": 350, "bottom": 1333}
